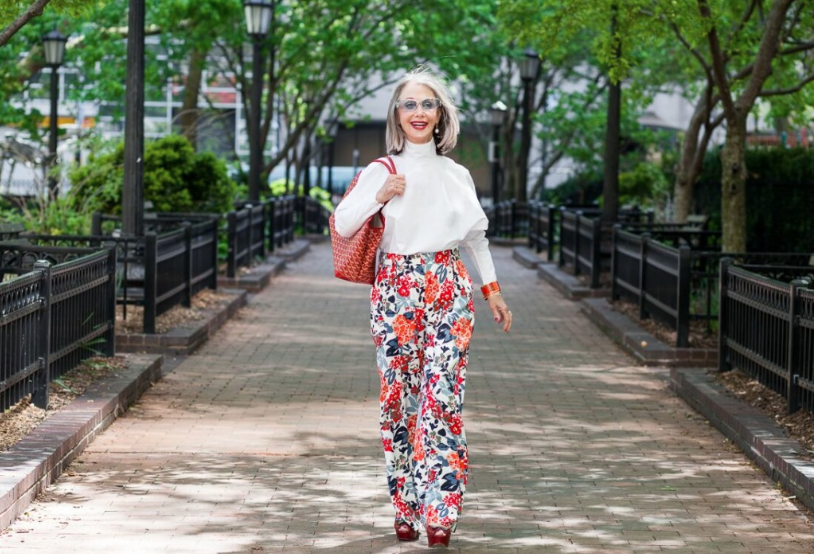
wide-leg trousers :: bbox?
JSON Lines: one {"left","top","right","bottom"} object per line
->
{"left": 370, "top": 249, "right": 474, "bottom": 530}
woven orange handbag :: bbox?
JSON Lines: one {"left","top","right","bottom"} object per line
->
{"left": 329, "top": 156, "right": 397, "bottom": 284}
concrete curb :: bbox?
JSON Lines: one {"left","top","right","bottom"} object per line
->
{"left": 275, "top": 239, "right": 310, "bottom": 262}
{"left": 512, "top": 245, "right": 544, "bottom": 269}
{"left": 581, "top": 297, "right": 718, "bottom": 367}
{"left": 537, "top": 263, "right": 609, "bottom": 300}
{"left": 670, "top": 367, "right": 814, "bottom": 513}
{"left": 0, "top": 354, "right": 163, "bottom": 529}
{"left": 217, "top": 257, "right": 286, "bottom": 292}
{"left": 116, "top": 288, "right": 248, "bottom": 355}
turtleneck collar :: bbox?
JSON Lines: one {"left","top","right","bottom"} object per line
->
{"left": 403, "top": 138, "right": 437, "bottom": 158}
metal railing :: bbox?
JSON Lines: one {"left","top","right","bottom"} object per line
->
{"left": 226, "top": 203, "right": 266, "bottom": 278}
{"left": 269, "top": 195, "right": 296, "bottom": 249}
{"left": 0, "top": 248, "right": 116, "bottom": 410}
{"left": 611, "top": 228, "right": 692, "bottom": 346}
{"left": 20, "top": 221, "right": 219, "bottom": 334}
{"left": 527, "top": 201, "right": 557, "bottom": 262}
{"left": 719, "top": 261, "right": 814, "bottom": 414}
{"left": 611, "top": 226, "right": 814, "bottom": 347}
{"left": 303, "top": 197, "right": 331, "bottom": 235}
{"left": 493, "top": 200, "right": 529, "bottom": 238}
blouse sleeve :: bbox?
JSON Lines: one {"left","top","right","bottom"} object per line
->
{"left": 333, "top": 162, "right": 389, "bottom": 237}
{"left": 459, "top": 170, "right": 497, "bottom": 285}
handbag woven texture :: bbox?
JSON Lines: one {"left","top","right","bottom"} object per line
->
{"left": 329, "top": 156, "right": 396, "bottom": 284}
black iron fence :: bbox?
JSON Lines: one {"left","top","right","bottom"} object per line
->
{"left": 559, "top": 210, "right": 603, "bottom": 288}
{"left": 492, "top": 200, "right": 529, "bottom": 238}
{"left": 611, "top": 228, "right": 692, "bottom": 346}
{"left": 719, "top": 261, "right": 814, "bottom": 414}
{"left": 303, "top": 197, "right": 331, "bottom": 235}
{"left": 527, "top": 201, "right": 557, "bottom": 261}
{"left": 269, "top": 195, "right": 296, "bottom": 249}
{"left": 0, "top": 248, "right": 116, "bottom": 411}
{"left": 226, "top": 204, "right": 266, "bottom": 278}
{"left": 22, "top": 220, "right": 219, "bottom": 334}
{"left": 611, "top": 225, "right": 813, "bottom": 347}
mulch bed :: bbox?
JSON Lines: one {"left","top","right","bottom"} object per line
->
{"left": 0, "top": 356, "right": 127, "bottom": 453}
{"left": 609, "top": 299, "right": 718, "bottom": 349}
{"left": 116, "top": 289, "right": 234, "bottom": 334}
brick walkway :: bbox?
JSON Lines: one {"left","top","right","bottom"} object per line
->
{"left": 2, "top": 243, "right": 814, "bottom": 553}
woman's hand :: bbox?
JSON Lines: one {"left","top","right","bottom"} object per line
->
{"left": 375, "top": 174, "right": 406, "bottom": 204}
{"left": 488, "top": 293, "right": 512, "bottom": 333}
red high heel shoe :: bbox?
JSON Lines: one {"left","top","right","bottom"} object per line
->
{"left": 426, "top": 525, "right": 451, "bottom": 548}
{"left": 394, "top": 520, "right": 419, "bottom": 542}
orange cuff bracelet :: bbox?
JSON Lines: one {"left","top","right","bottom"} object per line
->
{"left": 481, "top": 281, "right": 501, "bottom": 300}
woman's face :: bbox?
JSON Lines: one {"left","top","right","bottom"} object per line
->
{"left": 396, "top": 82, "right": 441, "bottom": 145}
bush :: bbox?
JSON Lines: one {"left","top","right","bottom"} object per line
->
{"left": 541, "top": 171, "right": 602, "bottom": 206}
{"left": 694, "top": 147, "right": 814, "bottom": 252}
{"left": 69, "top": 134, "right": 239, "bottom": 215}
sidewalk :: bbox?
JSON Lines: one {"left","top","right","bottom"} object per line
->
{"left": 2, "top": 243, "right": 813, "bottom": 553}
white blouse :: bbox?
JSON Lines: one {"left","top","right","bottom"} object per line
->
{"left": 333, "top": 139, "right": 497, "bottom": 285}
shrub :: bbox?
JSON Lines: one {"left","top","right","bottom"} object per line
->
{"left": 68, "top": 134, "right": 239, "bottom": 215}
{"left": 694, "top": 147, "right": 814, "bottom": 252}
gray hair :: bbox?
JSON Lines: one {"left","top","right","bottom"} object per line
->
{"left": 385, "top": 68, "right": 460, "bottom": 155}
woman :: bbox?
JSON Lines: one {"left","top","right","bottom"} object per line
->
{"left": 334, "top": 67, "right": 512, "bottom": 548}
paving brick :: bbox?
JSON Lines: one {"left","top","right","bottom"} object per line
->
{"left": 1, "top": 243, "right": 813, "bottom": 552}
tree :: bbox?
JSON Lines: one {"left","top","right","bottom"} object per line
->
{"left": 499, "top": 0, "right": 668, "bottom": 220}
{"left": 669, "top": 0, "right": 814, "bottom": 250}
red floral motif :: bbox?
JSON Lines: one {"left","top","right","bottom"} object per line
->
{"left": 382, "top": 438, "right": 393, "bottom": 452}
{"left": 448, "top": 413, "right": 463, "bottom": 436}
{"left": 393, "top": 315, "right": 416, "bottom": 346}
{"left": 443, "top": 493, "right": 462, "bottom": 509}
{"left": 425, "top": 272, "right": 440, "bottom": 304}
{"left": 451, "top": 317, "right": 473, "bottom": 350}
{"left": 388, "top": 354, "right": 410, "bottom": 372}
{"left": 434, "top": 251, "right": 451, "bottom": 265}
{"left": 455, "top": 259, "right": 469, "bottom": 281}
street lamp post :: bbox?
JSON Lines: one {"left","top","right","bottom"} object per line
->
{"left": 123, "top": 0, "right": 145, "bottom": 237}
{"left": 42, "top": 30, "right": 66, "bottom": 196}
{"left": 490, "top": 102, "right": 507, "bottom": 204}
{"left": 244, "top": 0, "right": 273, "bottom": 202}
{"left": 517, "top": 48, "right": 540, "bottom": 204}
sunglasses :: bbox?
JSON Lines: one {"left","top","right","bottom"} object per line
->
{"left": 395, "top": 98, "right": 442, "bottom": 112}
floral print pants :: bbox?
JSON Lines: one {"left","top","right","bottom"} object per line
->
{"left": 370, "top": 249, "right": 474, "bottom": 530}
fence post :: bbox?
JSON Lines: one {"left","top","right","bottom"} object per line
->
{"left": 527, "top": 201, "right": 536, "bottom": 249}
{"left": 259, "top": 202, "right": 268, "bottom": 258}
{"left": 210, "top": 218, "right": 219, "bottom": 290}
{"left": 183, "top": 223, "right": 192, "bottom": 308}
{"left": 32, "top": 260, "right": 51, "bottom": 409}
{"left": 105, "top": 247, "right": 117, "bottom": 356}
{"left": 144, "top": 233, "right": 157, "bottom": 335}
{"left": 639, "top": 233, "right": 651, "bottom": 320}
{"left": 226, "top": 211, "right": 237, "bottom": 278}
{"left": 92, "top": 212, "right": 102, "bottom": 236}
{"left": 547, "top": 204, "right": 557, "bottom": 261}
{"left": 589, "top": 217, "right": 601, "bottom": 288}
{"left": 610, "top": 224, "right": 621, "bottom": 301}
{"left": 676, "top": 245, "right": 691, "bottom": 348}
{"left": 573, "top": 211, "right": 582, "bottom": 276}
{"left": 787, "top": 278, "right": 809, "bottom": 414}
{"left": 718, "top": 257, "right": 733, "bottom": 372}
{"left": 558, "top": 207, "right": 566, "bottom": 267}
{"left": 267, "top": 200, "right": 276, "bottom": 253}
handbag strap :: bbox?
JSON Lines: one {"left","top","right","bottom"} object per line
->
{"left": 373, "top": 156, "right": 397, "bottom": 175}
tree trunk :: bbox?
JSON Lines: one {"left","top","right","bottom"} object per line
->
{"left": 720, "top": 117, "right": 748, "bottom": 252}
{"left": 178, "top": 48, "right": 206, "bottom": 148}
{"left": 602, "top": 78, "right": 620, "bottom": 222}
{"left": 673, "top": 97, "right": 709, "bottom": 222}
